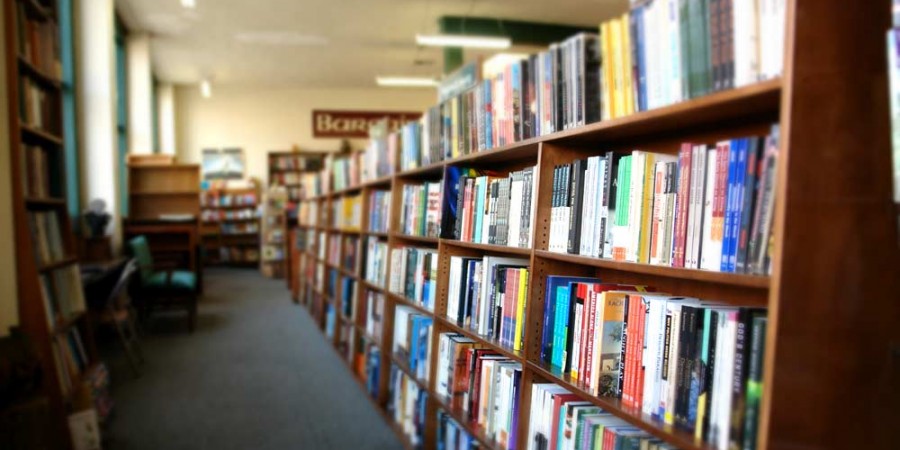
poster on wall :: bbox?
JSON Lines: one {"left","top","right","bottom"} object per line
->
{"left": 202, "top": 148, "right": 245, "bottom": 180}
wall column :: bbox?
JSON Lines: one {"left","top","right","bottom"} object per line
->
{"left": 127, "top": 32, "right": 153, "bottom": 154}
{"left": 157, "top": 82, "right": 177, "bottom": 155}
{"left": 76, "top": 0, "right": 119, "bottom": 246}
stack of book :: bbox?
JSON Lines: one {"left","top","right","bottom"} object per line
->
{"left": 435, "top": 332, "right": 522, "bottom": 449}
{"left": 447, "top": 167, "right": 537, "bottom": 248}
{"left": 331, "top": 153, "right": 362, "bottom": 191}
{"left": 389, "top": 366, "right": 428, "bottom": 447}
{"left": 388, "top": 246, "right": 439, "bottom": 311}
{"left": 13, "top": 1, "right": 62, "bottom": 78}
{"left": 364, "top": 237, "right": 389, "bottom": 287}
{"left": 38, "top": 266, "right": 86, "bottom": 330}
{"left": 367, "top": 190, "right": 391, "bottom": 234}
{"left": 331, "top": 195, "right": 362, "bottom": 231}
{"left": 399, "top": 181, "right": 442, "bottom": 238}
{"left": 393, "top": 305, "right": 433, "bottom": 381}
{"left": 29, "top": 211, "right": 65, "bottom": 266}
{"left": 548, "top": 126, "right": 780, "bottom": 275}
{"left": 446, "top": 256, "right": 529, "bottom": 345}
{"left": 528, "top": 384, "right": 665, "bottom": 450}
{"left": 51, "top": 328, "right": 89, "bottom": 398}
{"left": 437, "top": 411, "right": 478, "bottom": 450}
{"left": 538, "top": 276, "right": 767, "bottom": 449}
{"left": 365, "top": 290, "right": 385, "bottom": 341}
{"left": 21, "top": 145, "right": 55, "bottom": 198}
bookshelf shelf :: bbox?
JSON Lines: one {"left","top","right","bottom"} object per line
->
{"left": 20, "top": 124, "right": 63, "bottom": 146}
{"left": 388, "top": 351, "right": 429, "bottom": 392}
{"left": 292, "top": 4, "right": 900, "bottom": 449}
{"left": 18, "top": 0, "right": 52, "bottom": 20}
{"left": 389, "top": 233, "right": 439, "bottom": 245}
{"left": 386, "top": 292, "right": 433, "bottom": 317}
{"left": 441, "top": 239, "right": 532, "bottom": 257}
{"left": 130, "top": 190, "right": 200, "bottom": 196}
{"left": 534, "top": 250, "right": 770, "bottom": 290}
{"left": 362, "top": 174, "right": 394, "bottom": 188}
{"left": 24, "top": 197, "right": 65, "bottom": 209}
{"left": 37, "top": 256, "right": 78, "bottom": 273}
{"left": 17, "top": 55, "right": 61, "bottom": 88}
{"left": 526, "top": 360, "right": 712, "bottom": 450}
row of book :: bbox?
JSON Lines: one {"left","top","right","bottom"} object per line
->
{"left": 393, "top": 305, "right": 434, "bottom": 382}
{"left": 215, "top": 246, "right": 259, "bottom": 264}
{"left": 325, "top": 302, "right": 336, "bottom": 339}
{"left": 341, "top": 277, "right": 357, "bottom": 320}
{"left": 435, "top": 332, "right": 523, "bottom": 449}
{"left": 601, "top": 0, "right": 785, "bottom": 120}
{"left": 19, "top": 76, "right": 57, "bottom": 133}
{"left": 220, "top": 223, "right": 258, "bottom": 235}
{"left": 447, "top": 256, "right": 530, "bottom": 350}
{"left": 29, "top": 211, "right": 65, "bottom": 266}
{"left": 270, "top": 154, "right": 323, "bottom": 171}
{"left": 528, "top": 383, "right": 673, "bottom": 450}
{"left": 298, "top": 200, "right": 319, "bottom": 227}
{"left": 446, "top": 166, "right": 537, "bottom": 249}
{"left": 399, "top": 181, "right": 443, "bottom": 238}
{"left": 331, "top": 195, "right": 362, "bottom": 231}
{"left": 365, "top": 290, "right": 386, "bottom": 342}
{"left": 388, "top": 246, "right": 439, "bottom": 311}
{"left": 365, "top": 119, "right": 398, "bottom": 181}
{"left": 21, "top": 145, "right": 57, "bottom": 199}
{"left": 389, "top": 366, "right": 428, "bottom": 447}
{"left": 539, "top": 276, "right": 767, "bottom": 449}
{"left": 51, "top": 328, "right": 89, "bottom": 398}
{"left": 399, "top": 118, "right": 442, "bottom": 171}
{"left": 326, "top": 234, "right": 341, "bottom": 267}
{"left": 270, "top": 171, "right": 318, "bottom": 188}
{"left": 14, "top": 1, "right": 62, "bottom": 79}
{"left": 201, "top": 208, "right": 258, "bottom": 223}
{"left": 367, "top": 190, "right": 391, "bottom": 233}
{"left": 364, "top": 237, "right": 389, "bottom": 287}
{"left": 200, "top": 192, "right": 258, "bottom": 207}
{"left": 331, "top": 153, "right": 362, "bottom": 192}
{"left": 437, "top": 410, "right": 479, "bottom": 450}
{"left": 341, "top": 235, "right": 360, "bottom": 273}
{"left": 548, "top": 126, "right": 779, "bottom": 275}
{"left": 364, "top": 344, "right": 382, "bottom": 400}
{"left": 38, "top": 265, "right": 86, "bottom": 329}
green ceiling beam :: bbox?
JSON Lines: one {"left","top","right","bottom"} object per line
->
{"left": 438, "top": 16, "right": 596, "bottom": 74}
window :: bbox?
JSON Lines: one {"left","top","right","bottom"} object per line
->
{"left": 115, "top": 17, "right": 128, "bottom": 215}
{"left": 59, "top": 0, "right": 79, "bottom": 221}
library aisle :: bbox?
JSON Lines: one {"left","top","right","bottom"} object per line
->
{"left": 103, "top": 269, "right": 403, "bottom": 450}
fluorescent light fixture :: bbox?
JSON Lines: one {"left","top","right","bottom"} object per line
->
{"left": 415, "top": 34, "right": 511, "bottom": 49}
{"left": 200, "top": 80, "right": 212, "bottom": 98}
{"left": 181, "top": 0, "right": 196, "bottom": 8}
{"left": 376, "top": 76, "right": 439, "bottom": 88}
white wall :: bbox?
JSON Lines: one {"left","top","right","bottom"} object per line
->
{"left": 175, "top": 86, "right": 435, "bottom": 183}
{"left": 157, "top": 83, "right": 176, "bottom": 155}
{"left": 127, "top": 33, "right": 153, "bottom": 154}
{"left": 0, "top": 3, "right": 19, "bottom": 337}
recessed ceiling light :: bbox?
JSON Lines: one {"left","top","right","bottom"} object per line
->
{"left": 181, "top": 0, "right": 196, "bottom": 9}
{"left": 376, "top": 76, "right": 439, "bottom": 88}
{"left": 415, "top": 34, "right": 511, "bottom": 49}
{"left": 234, "top": 31, "right": 329, "bottom": 46}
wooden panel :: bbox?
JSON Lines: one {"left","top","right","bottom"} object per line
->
{"left": 761, "top": 1, "right": 900, "bottom": 449}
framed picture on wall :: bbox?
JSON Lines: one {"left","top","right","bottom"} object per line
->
{"left": 202, "top": 147, "right": 245, "bottom": 180}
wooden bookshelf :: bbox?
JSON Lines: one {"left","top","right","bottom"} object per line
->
{"left": 267, "top": 150, "right": 325, "bottom": 204}
{"left": 295, "top": 2, "right": 900, "bottom": 450}
{"left": 3, "top": 0, "right": 99, "bottom": 447}
{"left": 200, "top": 185, "right": 260, "bottom": 267}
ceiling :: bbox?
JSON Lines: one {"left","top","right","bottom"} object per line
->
{"left": 117, "top": 0, "right": 627, "bottom": 88}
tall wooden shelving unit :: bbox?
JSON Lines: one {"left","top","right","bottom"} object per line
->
{"left": 3, "top": 0, "right": 98, "bottom": 447}
{"left": 297, "top": 1, "right": 899, "bottom": 450}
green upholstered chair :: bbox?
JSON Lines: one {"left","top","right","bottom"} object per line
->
{"left": 128, "top": 236, "right": 199, "bottom": 332}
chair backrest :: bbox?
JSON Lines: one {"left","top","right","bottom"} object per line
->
{"left": 106, "top": 259, "right": 138, "bottom": 310}
{"left": 128, "top": 236, "right": 154, "bottom": 283}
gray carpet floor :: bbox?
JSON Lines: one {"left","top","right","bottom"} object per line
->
{"left": 103, "top": 268, "right": 403, "bottom": 450}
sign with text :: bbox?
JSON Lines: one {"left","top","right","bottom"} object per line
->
{"left": 312, "top": 110, "right": 423, "bottom": 138}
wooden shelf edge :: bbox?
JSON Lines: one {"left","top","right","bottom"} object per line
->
{"left": 390, "top": 233, "right": 440, "bottom": 245}
{"left": 440, "top": 239, "right": 532, "bottom": 256}
{"left": 17, "top": 56, "right": 62, "bottom": 88}
{"left": 20, "top": 124, "right": 63, "bottom": 145}
{"left": 38, "top": 256, "right": 77, "bottom": 273}
{"left": 526, "top": 360, "right": 713, "bottom": 450}
{"left": 435, "top": 316, "right": 525, "bottom": 363}
{"left": 534, "top": 250, "right": 770, "bottom": 289}
{"left": 387, "top": 292, "right": 434, "bottom": 317}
